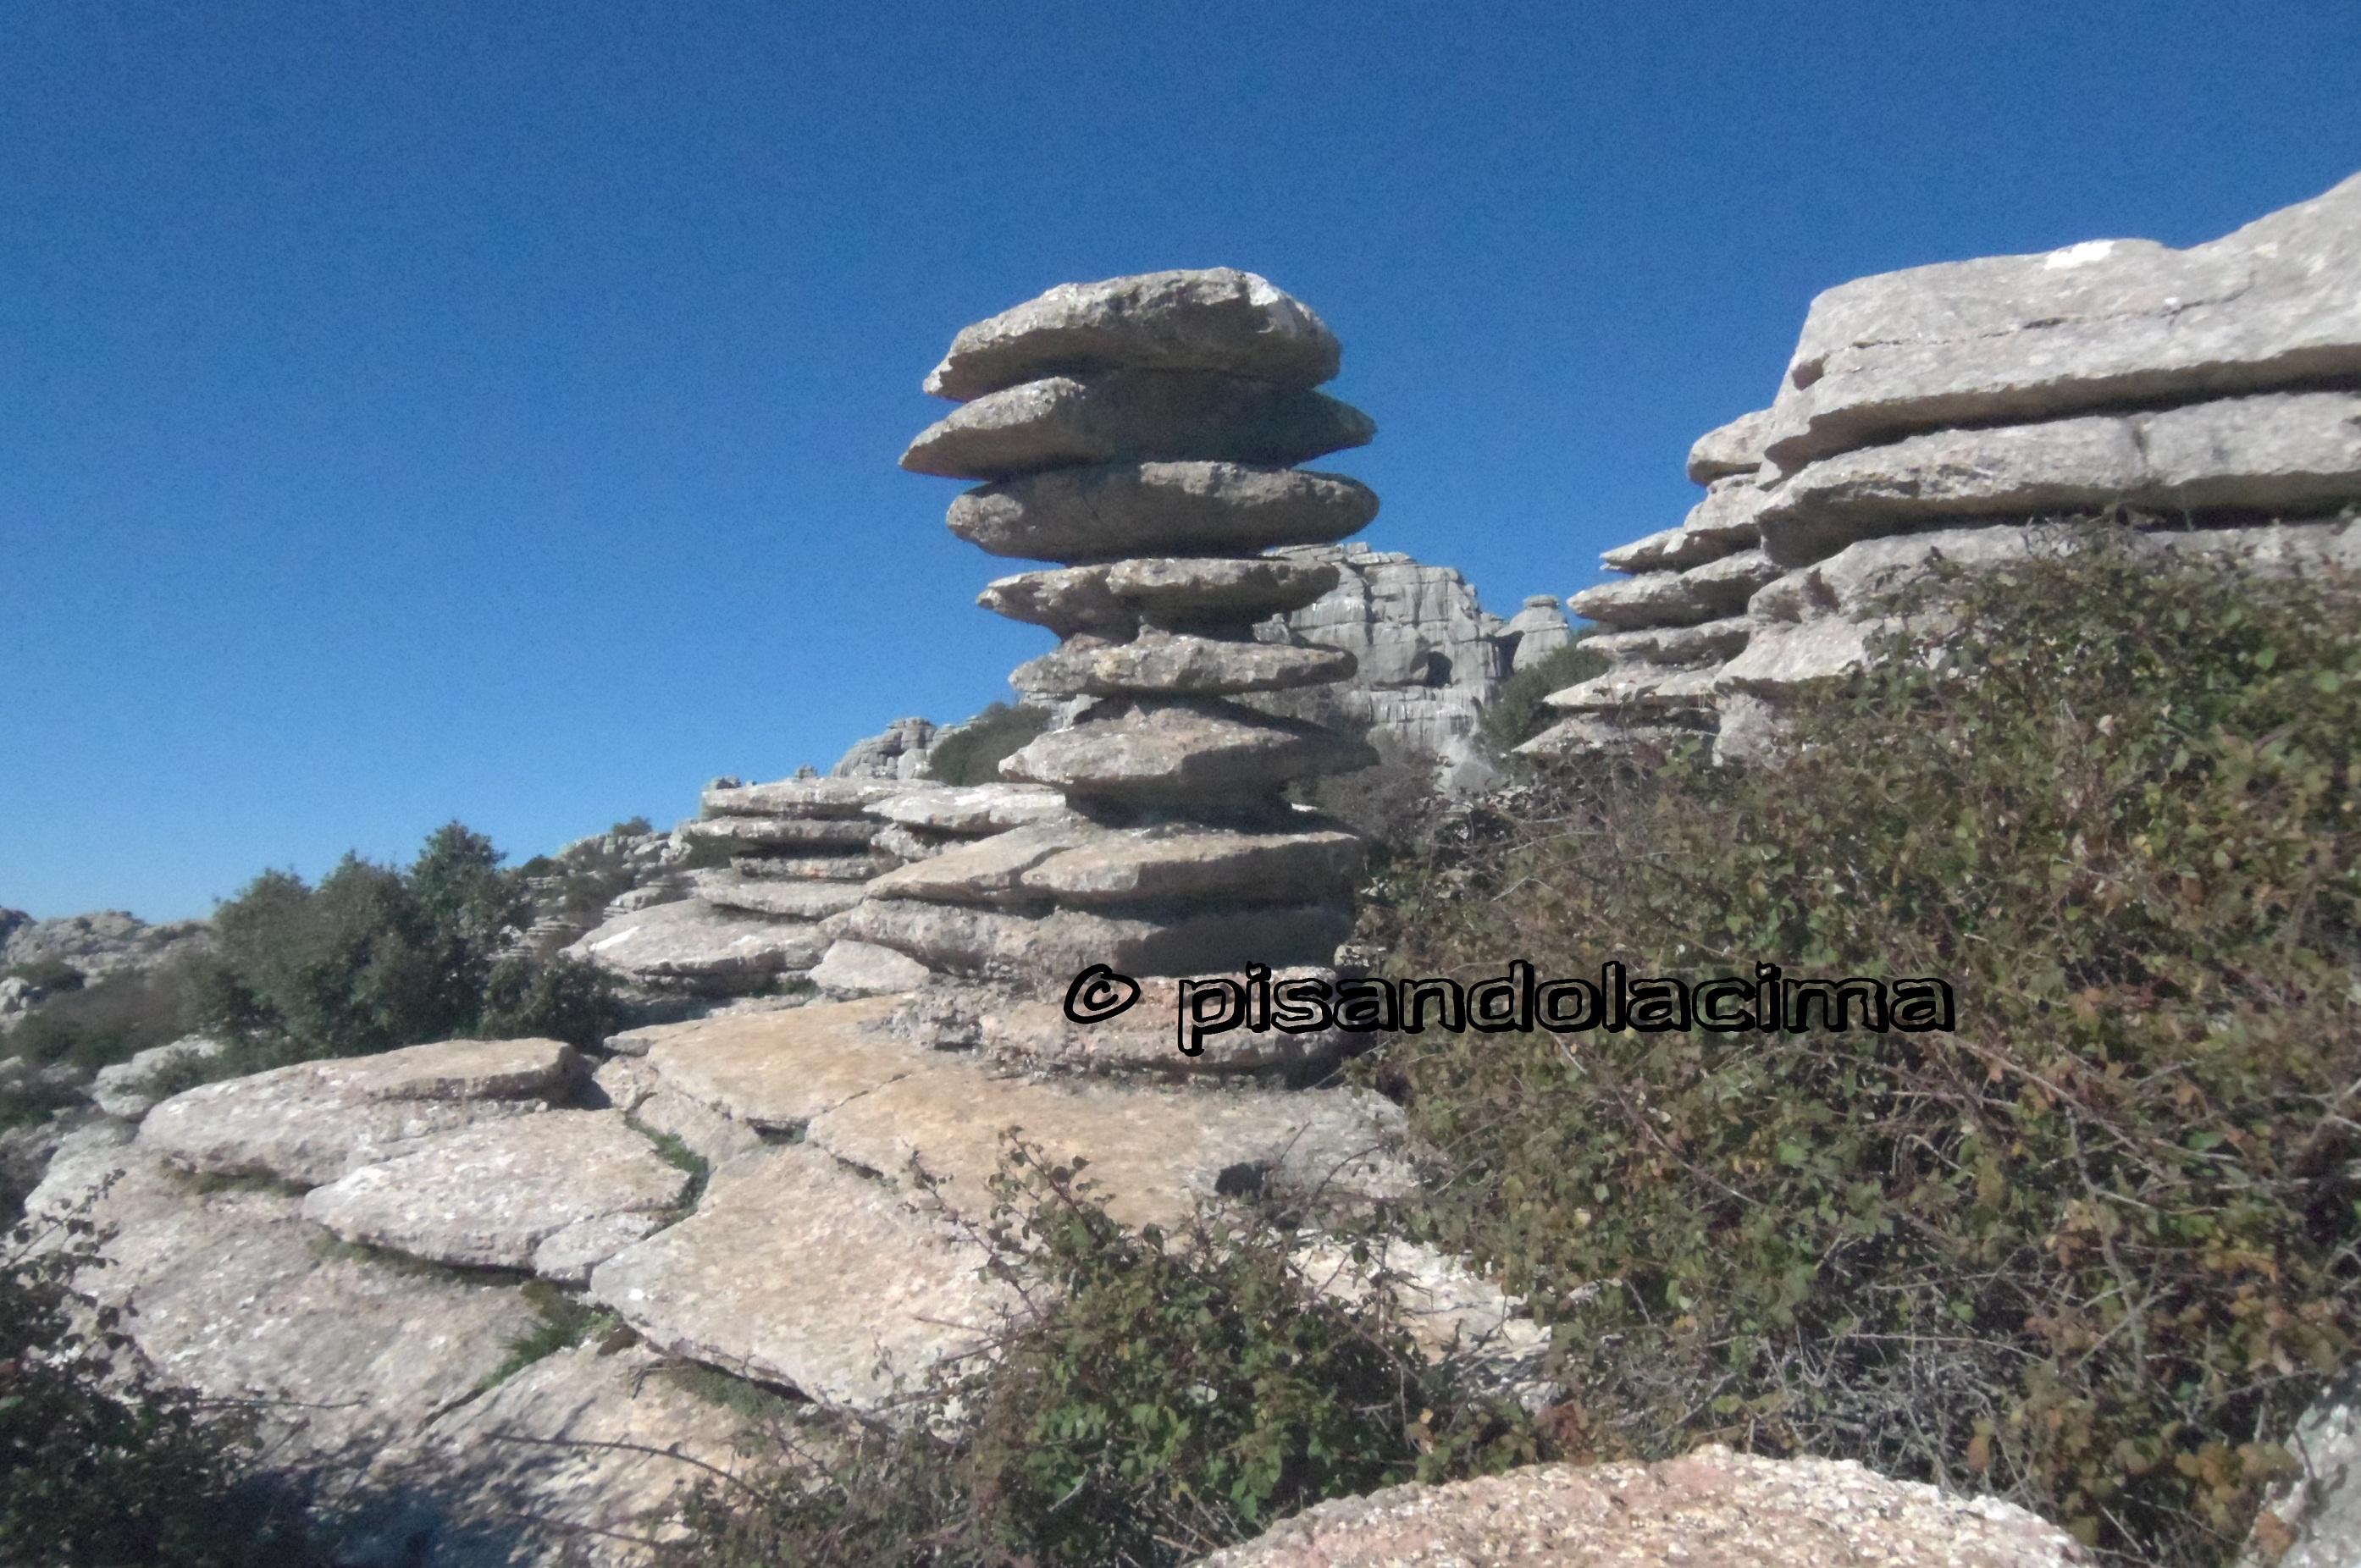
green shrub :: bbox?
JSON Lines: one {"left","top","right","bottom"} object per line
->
{"left": 924, "top": 704, "right": 1051, "bottom": 787}
{"left": 478, "top": 954, "right": 623, "bottom": 1050}
{"left": 0, "top": 1198, "right": 307, "bottom": 1564}
{"left": 3, "top": 958, "right": 86, "bottom": 994}
{"left": 8, "top": 962, "right": 195, "bottom": 1073}
{"left": 478, "top": 1279, "right": 628, "bottom": 1393}
{"left": 1478, "top": 634, "right": 1607, "bottom": 754}
{"left": 1382, "top": 527, "right": 2361, "bottom": 1565}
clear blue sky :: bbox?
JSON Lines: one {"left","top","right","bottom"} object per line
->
{"left": 6, "top": 1, "right": 2358, "bottom": 922}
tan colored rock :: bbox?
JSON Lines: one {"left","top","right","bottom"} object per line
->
{"left": 677, "top": 814, "right": 881, "bottom": 850}
{"left": 866, "top": 823, "right": 1098, "bottom": 905}
{"left": 299, "top": 1110, "right": 691, "bottom": 1275}
{"left": 731, "top": 851, "right": 897, "bottom": 881}
{"left": 638, "top": 997, "right": 920, "bottom": 1132}
{"left": 1196, "top": 1445, "right": 2085, "bottom": 1566}
{"left": 1003, "top": 700, "right": 1377, "bottom": 803}
{"left": 903, "top": 368, "right": 1373, "bottom": 478}
{"left": 588, "top": 1144, "right": 1016, "bottom": 1416}
{"left": 567, "top": 898, "right": 828, "bottom": 991}
{"left": 139, "top": 1035, "right": 578, "bottom": 1187}
{"left": 1013, "top": 628, "right": 1357, "bottom": 698}
{"left": 948, "top": 461, "right": 1378, "bottom": 562}
{"left": 810, "top": 938, "right": 933, "bottom": 998}
{"left": 925, "top": 268, "right": 1341, "bottom": 401}
{"left": 805, "top": 1067, "right": 1411, "bottom": 1233}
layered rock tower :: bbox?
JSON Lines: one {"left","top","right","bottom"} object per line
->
{"left": 845, "top": 269, "right": 1380, "bottom": 987}
{"left": 1531, "top": 171, "right": 2361, "bottom": 761}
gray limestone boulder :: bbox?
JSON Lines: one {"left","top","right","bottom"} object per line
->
{"left": 566, "top": 897, "right": 830, "bottom": 991}
{"left": 1002, "top": 700, "right": 1378, "bottom": 804}
{"left": 810, "top": 938, "right": 933, "bottom": 998}
{"left": 677, "top": 814, "right": 882, "bottom": 851}
{"left": 948, "top": 461, "right": 1379, "bottom": 562}
{"left": 841, "top": 897, "right": 1353, "bottom": 980}
{"left": 1012, "top": 628, "right": 1357, "bottom": 698}
{"left": 870, "top": 781, "right": 1070, "bottom": 835}
{"left": 699, "top": 777, "right": 901, "bottom": 817}
{"left": 89, "top": 1033, "right": 224, "bottom": 1120}
{"left": 1686, "top": 407, "right": 1772, "bottom": 483}
{"left": 865, "top": 823, "right": 1100, "bottom": 905}
{"left": 1021, "top": 824, "right": 1364, "bottom": 906}
{"left": 688, "top": 869, "right": 871, "bottom": 919}
{"left": 298, "top": 1110, "right": 691, "bottom": 1277}
{"left": 1568, "top": 549, "right": 1783, "bottom": 628}
{"left": 1501, "top": 595, "right": 1573, "bottom": 669}
{"left": 139, "top": 1035, "right": 578, "bottom": 1187}
{"left": 903, "top": 368, "right": 1374, "bottom": 478}
{"left": 925, "top": 268, "right": 1341, "bottom": 401}
{"left": 1761, "top": 171, "right": 2361, "bottom": 470}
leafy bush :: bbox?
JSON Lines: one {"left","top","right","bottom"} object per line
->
{"left": 666, "top": 1141, "right": 1544, "bottom": 1567}
{"left": 924, "top": 704, "right": 1052, "bottom": 787}
{"left": 1381, "top": 527, "right": 2361, "bottom": 1565}
{"left": 478, "top": 954, "right": 623, "bottom": 1049}
{"left": 1478, "top": 634, "right": 1606, "bottom": 754}
{"left": 1, "top": 1197, "right": 307, "bottom": 1564}
{"left": 8, "top": 962, "right": 196, "bottom": 1073}
{"left": 3, "top": 958, "right": 86, "bottom": 993}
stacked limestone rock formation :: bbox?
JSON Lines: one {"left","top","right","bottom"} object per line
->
{"left": 1531, "top": 171, "right": 2361, "bottom": 762}
{"left": 843, "top": 269, "right": 1382, "bottom": 1004}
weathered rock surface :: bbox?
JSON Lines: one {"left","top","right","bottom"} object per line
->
{"left": 981, "top": 556, "right": 1345, "bottom": 638}
{"left": 904, "top": 369, "right": 1373, "bottom": 478}
{"left": 1013, "top": 627, "right": 1357, "bottom": 698}
{"left": 637, "top": 996, "right": 916, "bottom": 1132}
{"left": 677, "top": 814, "right": 882, "bottom": 850}
{"left": 1020, "top": 824, "right": 1363, "bottom": 905}
{"left": 699, "top": 777, "right": 900, "bottom": 817}
{"left": 925, "top": 268, "right": 1341, "bottom": 401}
{"left": 1197, "top": 1446, "right": 2085, "bottom": 1566}
{"left": 89, "top": 1033, "right": 224, "bottom": 1120}
{"left": 28, "top": 1127, "right": 538, "bottom": 1464}
{"left": 831, "top": 715, "right": 944, "bottom": 781}
{"left": 140, "top": 1035, "right": 578, "bottom": 1187}
{"left": 843, "top": 897, "right": 1355, "bottom": 981}
{"left": 1568, "top": 549, "right": 1781, "bottom": 627}
{"left": 949, "top": 461, "right": 1380, "bottom": 562}
{"left": 1761, "top": 170, "right": 2361, "bottom": 469}
{"left": 1293, "top": 1235, "right": 1551, "bottom": 1404}
{"left": 1501, "top": 595, "right": 1573, "bottom": 669}
{"left": 1004, "top": 700, "right": 1378, "bottom": 803}
{"left": 731, "top": 850, "right": 898, "bottom": 882}
{"left": 589, "top": 1144, "right": 1015, "bottom": 1416}
{"left": 961, "top": 970, "right": 1367, "bottom": 1074}
{"left": 688, "top": 870, "right": 870, "bottom": 919}
{"left": 299, "top": 1111, "right": 690, "bottom": 1276}
{"left": 869, "top": 782, "right": 1070, "bottom": 834}
{"left": 567, "top": 898, "right": 828, "bottom": 992}
{"left": 865, "top": 823, "right": 1099, "bottom": 905}
{"left": 810, "top": 938, "right": 932, "bottom": 998}
{"left": 1686, "top": 407, "right": 1772, "bottom": 482}
{"left": 1757, "top": 389, "right": 2361, "bottom": 566}
{"left": 0, "top": 907, "right": 213, "bottom": 986}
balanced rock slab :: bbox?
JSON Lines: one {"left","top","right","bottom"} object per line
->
{"left": 689, "top": 869, "right": 870, "bottom": 919}
{"left": 567, "top": 897, "right": 829, "bottom": 991}
{"left": 1198, "top": 1445, "right": 2085, "bottom": 1567}
{"left": 980, "top": 555, "right": 1341, "bottom": 637}
{"left": 870, "top": 781, "right": 1070, "bottom": 834}
{"left": 811, "top": 938, "right": 933, "bottom": 998}
{"left": 1013, "top": 628, "right": 1357, "bottom": 698}
{"left": 1020, "top": 825, "right": 1363, "bottom": 905}
{"left": 948, "top": 461, "right": 1378, "bottom": 562}
{"left": 588, "top": 1144, "right": 1015, "bottom": 1416}
{"left": 700, "top": 777, "right": 901, "bottom": 817}
{"left": 140, "top": 1035, "right": 578, "bottom": 1187}
{"left": 866, "top": 822, "right": 1098, "bottom": 905}
{"left": 1003, "top": 699, "right": 1378, "bottom": 803}
{"left": 677, "top": 814, "right": 882, "bottom": 850}
{"left": 904, "top": 368, "right": 1373, "bottom": 478}
{"left": 924, "top": 268, "right": 1341, "bottom": 401}
{"left": 1567, "top": 549, "right": 1782, "bottom": 628}
{"left": 299, "top": 1110, "right": 690, "bottom": 1276}
{"left": 843, "top": 897, "right": 1352, "bottom": 980}
{"left": 733, "top": 851, "right": 898, "bottom": 882}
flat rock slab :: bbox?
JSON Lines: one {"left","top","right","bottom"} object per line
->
{"left": 300, "top": 1110, "right": 691, "bottom": 1276}
{"left": 979, "top": 555, "right": 1342, "bottom": 638}
{"left": 1198, "top": 1445, "right": 2085, "bottom": 1567}
{"left": 1687, "top": 406, "right": 1772, "bottom": 483}
{"left": 869, "top": 782, "right": 1071, "bottom": 834}
{"left": 27, "top": 1131, "right": 537, "bottom": 1466}
{"left": 351, "top": 1343, "right": 763, "bottom": 1567}
{"left": 700, "top": 777, "right": 900, "bottom": 817}
{"left": 689, "top": 868, "right": 869, "bottom": 919}
{"left": 1583, "top": 616, "right": 1753, "bottom": 667}
{"left": 805, "top": 1058, "right": 1410, "bottom": 1233}
{"left": 1601, "top": 522, "right": 1749, "bottom": 574}
{"left": 841, "top": 897, "right": 1353, "bottom": 982}
{"left": 732, "top": 851, "right": 897, "bottom": 881}
{"left": 949, "top": 461, "right": 1378, "bottom": 563}
{"left": 678, "top": 814, "right": 882, "bottom": 849}
{"left": 140, "top": 1035, "right": 578, "bottom": 1187}
{"left": 1756, "top": 389, "right": 2361, "bottom": 566}
{"left": 867, "top": 823, "right": 1098, "bottom": 905}
{"left": 811, "top": 938, "right": 934, "bottom": 998}
{"left": 90, "top": 1032, "right": 224, "bottom": 1120}
{"left": 1004, "top": 699, "right": 1377, "bottom": 804}
{"left": 1020, "top": 825, "right": 1364, "bottom": 907}
{"left": 1014, "top": 628, "right": 1357, "bottom": 698}
{"left": 1568, "top": 549, "right": 1781, "bottom": 628}
{"left": 567, "top": 898, "right": 828, "bottom": 991}
{"left": 904, "top": 368, "right": 1372, "bottom": 478}
{"left": 589, "top": 1144, "right": 1016, "bottom": 1416}
{"left": 1761, "top": 169, "right": 2361, "bottom": 469}
{"left": 925, "top": 268, "right": 1341, "bottom": 401}
{"left": 1545, "top": 661, "right": 1718, "bottom": 713}
{"left": 639, "top": 996, "right": 921, "bottom": 1131}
